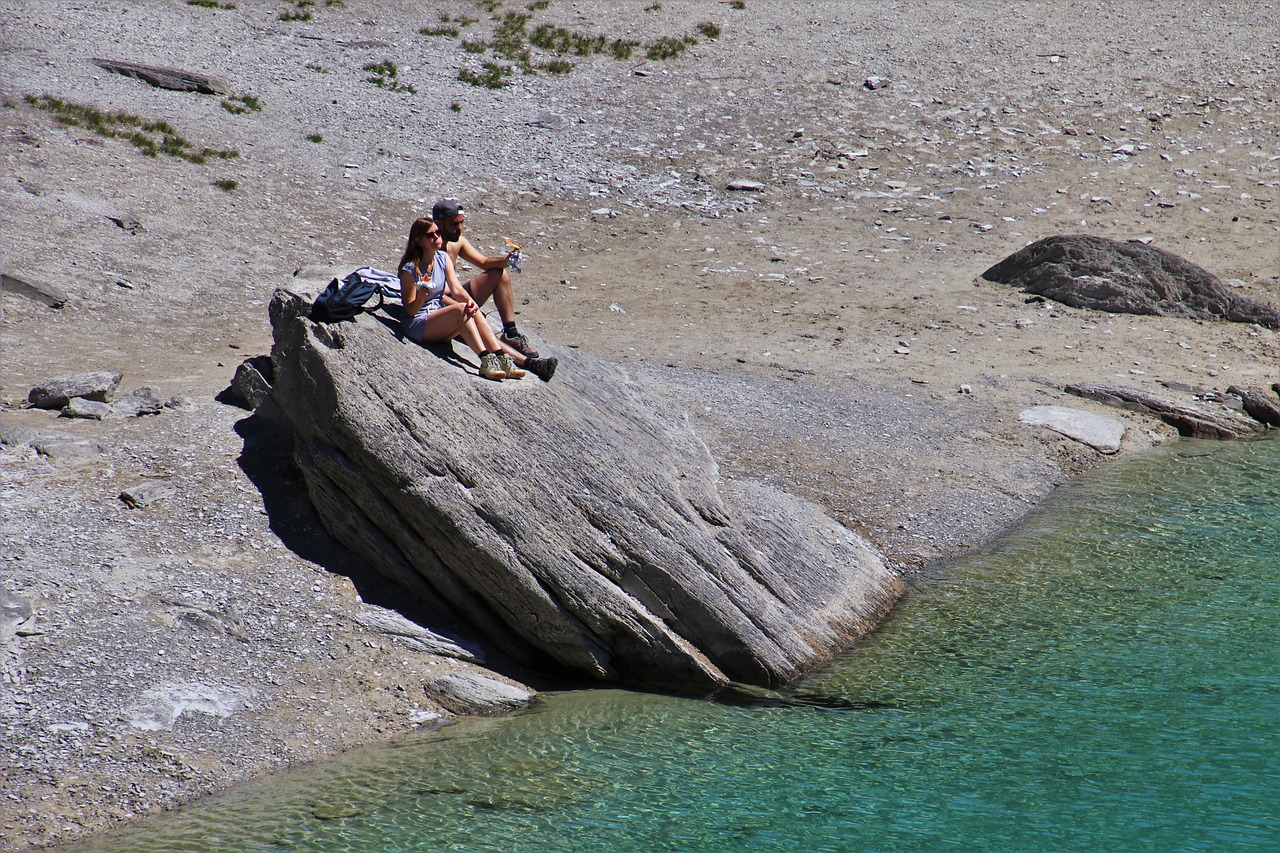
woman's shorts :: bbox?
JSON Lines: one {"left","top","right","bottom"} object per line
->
{"left": 403, "top": 300, "right": 443, "bottom": 342}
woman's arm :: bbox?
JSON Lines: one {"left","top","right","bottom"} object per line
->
{"left": 399, "top": 267, "right": 426, "bottom": 316}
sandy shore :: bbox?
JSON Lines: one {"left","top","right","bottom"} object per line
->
{"left": 2, "top": 1, "right": 1278, "bottom": 847}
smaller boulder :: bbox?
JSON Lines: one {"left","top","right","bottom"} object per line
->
{"left": 427, "top": 672, "right": 534, "bottom": 716}
{"left": 113, "top": 386, "right": 165, "bottom": 417}
{"left": 61, "top": 399, "right": 111, "bottom": 420}
{"left": 28, "top": 371, "right": 123, "bottom": 409}
{"left": 983, "top": 235, "right": 1280, "bottom": 329}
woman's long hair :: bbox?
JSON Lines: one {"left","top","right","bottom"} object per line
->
{"left": 397, "top": 217, "right": 435, "bottom": 272}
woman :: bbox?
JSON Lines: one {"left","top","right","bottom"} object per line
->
{"left": 398, "top": 217, "right": 556, "bottom": 382}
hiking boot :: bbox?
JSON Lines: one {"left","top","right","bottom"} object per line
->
{"left": 524, "top": 356, "right": 558, "bottom": 382}
{"left": 478, "top": 352, "right": 507, "bottom": 381}
{"left": 498, "top": 352, "right": 526, "bottom": 379}
{"left": 500, "top": 331, "right": 539, "bottom": 359}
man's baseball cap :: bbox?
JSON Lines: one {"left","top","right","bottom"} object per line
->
{"left": 431, "top": 198, "right": 465, "bottom": 221}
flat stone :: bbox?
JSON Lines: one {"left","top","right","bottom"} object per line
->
{"left": 2, "top": 272, "right": 68, "bottom": 309}
{"left": 31, "top": 434, "right": 107, "bottom": 462}
{"left": 726, "top": 179, "right": 765, "bottom": 192}
{"left": 0, "top": 424, "right": 42, "bottom": 448}
{"left": 126, "top": 682, "right": 253, "bottom": 731}
{"left": 120, "top": 480, "right": 177, "bottom": 508}
{"left": 28, "top": 371, "right": 123, "bottom": 409}
{"left": 527, "top": 111, "right": 566, "bottom": 130}
{"left": 1018, "top": 405, "right": 1126, "bottom": 453}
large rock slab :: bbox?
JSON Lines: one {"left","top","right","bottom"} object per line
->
{"left": 267, "top": 288, "right": 901, "bottom": 689}
{"left": 982, "top": 234, "right": 1280, "bottom": 329}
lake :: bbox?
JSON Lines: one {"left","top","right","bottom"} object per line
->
{"left": 63, "top": 434, "right": 1280, "bottom": 851}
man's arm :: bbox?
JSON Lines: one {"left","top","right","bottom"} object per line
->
{"left": 453, "top": 235, "right": 510, "bottom": 271}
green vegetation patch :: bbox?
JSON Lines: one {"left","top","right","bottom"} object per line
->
{"left": 26, "top": 95, "right": 239, "bottom": 164}
{"left": 458, "top": 61, "right": 512, "bottom": 90}
{"left": 220, "top": 94, "right": 262, "bottom": 115}
{"left": 187, "top": 0, "right": 237, "bottom": 9}
{"left": 363, "top": 60, "right": 417, "bottom": 94}
{"left": 213, "top": 178, "right": 238, "bottom": 191}
{"left": 449, "top": 0, "right": 718, "bottom": 88}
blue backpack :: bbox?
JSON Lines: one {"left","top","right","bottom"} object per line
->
{"left": 310, "top": 267, "right": 397, "bottom": 323}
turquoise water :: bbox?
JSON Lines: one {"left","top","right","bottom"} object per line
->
{"left": 66, "top": 436, "right": 1280, "bottom": 851}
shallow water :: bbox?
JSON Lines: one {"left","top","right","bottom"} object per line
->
{"left": 66, "top": 436, "right": 1280, "bottom": 851}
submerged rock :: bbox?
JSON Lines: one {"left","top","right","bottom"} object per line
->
{"left": 982, "top": 234, "right": 1280, "bottom": 329}
{"left": 266, "top": 287, "right": 901, "bottom": 689}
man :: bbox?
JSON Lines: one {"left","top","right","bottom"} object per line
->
{"left": 431, "top": 198, "right": 539, "bottom": 359}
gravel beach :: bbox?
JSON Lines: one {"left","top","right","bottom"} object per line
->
{"left": 2, "top": 1, "right": 1278, "bottom": 847}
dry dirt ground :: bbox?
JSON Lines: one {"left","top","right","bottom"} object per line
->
{"left": 2, "top": 0, "right": 1278, "bottom": 848}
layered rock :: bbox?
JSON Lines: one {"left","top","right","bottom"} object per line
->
{"left": 266, "top": 288, "right": 901, "bottom": 689}
{"left": 982, "top": 234, "right": 1280, "bottom": 329}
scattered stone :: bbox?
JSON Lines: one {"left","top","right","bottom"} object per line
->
{"left": 864, "top": 76, "right": 890, "bottom": 90}
{"left": 28, "top": 371, "right": 123, "bottom": 409}
{"left": 231, "top": 357, "right": 274, "bottom": 411}
{"left": 983, "top": 235, "right": 1280, "bottom": 329}
{"left": 61, "top": 398, "right": 111, "bottom": 420}
{"left": 726, "top": 179, "right": 765, "bottom": 192}
{"left": 408, "top": 709, "right": 443, "bottom": 726}
{"left": 353, "top": 609, "right": 483, "bottom": 663}
{"left": 165, "top": 395, "right": 198, "bottom": 411}
{"left": 113, "top": 385, "right": 165, "bottom": 417}
{"left": 2, "top": 272, "right": 68, "bottom": 309}
{"left": 1226, "top": 386, "right": 1280, "bottom": 428}
{"left": 120, "top": 480, "right": 177, "bottom": 508}
{"left": 426, "top": 672, "right": 534, "bottom": 716}
{"left": 106, "top": 214, "right": 143, "bottom": 235}
{"left": 92, "top": 58, "right": 229, "bottom": 95}
{"left": 1018, "top": 405, "right": 1126, "bottom": 453}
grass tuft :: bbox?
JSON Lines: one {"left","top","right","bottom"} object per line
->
{"left": 220, "top": 94, "right": 262, "bottom": 115}
{"left": 213, "top": 178, "right": 238, "bottom": 191}
{"left": 363, "top": 60, "right": 417, "bottom": 93}
{"left": 26, "top": 95, "right": 239, "bottom": 163}
{"left": 459, "top": 61, "right": 511, "bottom": 89}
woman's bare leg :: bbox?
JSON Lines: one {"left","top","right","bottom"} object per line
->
{"left": 420, "top": 305, "right": 483, "bottom": 353}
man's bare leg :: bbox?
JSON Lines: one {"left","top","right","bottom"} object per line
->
{"left": 464, "top": 268, "right": 538, "bottom": 358}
